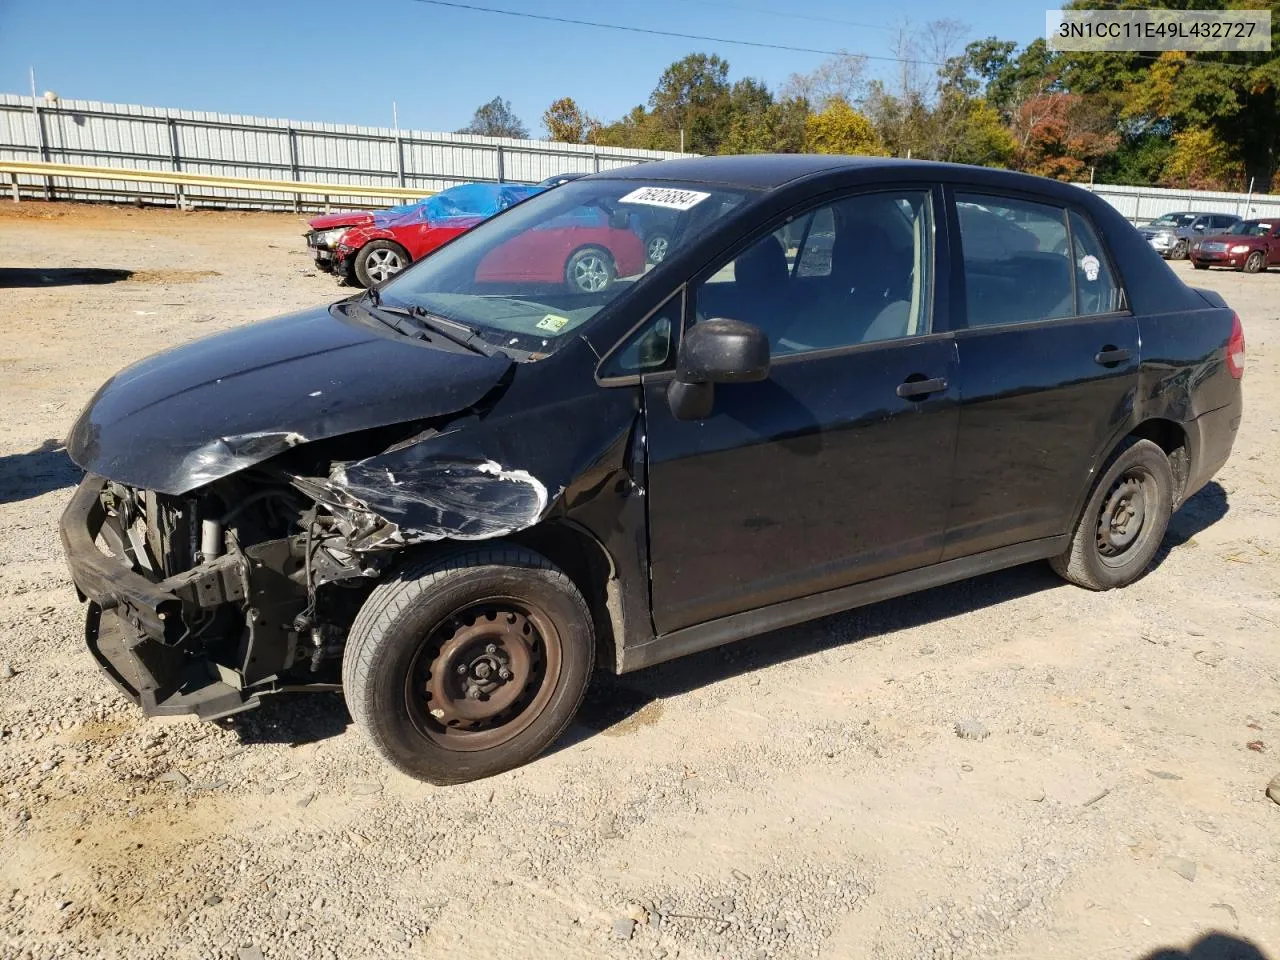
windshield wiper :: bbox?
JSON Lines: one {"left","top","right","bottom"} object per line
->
{"left": 406, "top": 305, "right": 492, "bottom": 356}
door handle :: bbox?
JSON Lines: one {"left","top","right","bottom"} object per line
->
{"left": 1094, "top": 346, "right": 1132, "bottom": 367}
{"left": 896, "top": 376, "right": 948, "bottom": 399}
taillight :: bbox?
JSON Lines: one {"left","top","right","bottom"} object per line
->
{"left": 1227, "top": 312, "right": 1246, "bottom": 379}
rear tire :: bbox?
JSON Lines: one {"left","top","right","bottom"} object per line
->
{"left": 343, "top": 544, "right": 594, "bottom": 784}
{"left": 353, "top": 240, "right": 411, "bottom": 288}
{"left": 1243, "top": 251, "right": 1265, "bottom": 274}
{"left": 565, "top": 246, "right": 615, "bottom": 293}
{"left": 1049, "top": 438, "right": 1174, "bottom": 591}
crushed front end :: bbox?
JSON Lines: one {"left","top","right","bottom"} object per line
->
{"left": 61, "top": 473, "right": 381, "bottom": 720}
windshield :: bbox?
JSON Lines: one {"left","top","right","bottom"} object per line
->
{"left": 1227, "top": 220, "right": 1273, "bottom": 236}
{"left": 1151, "top": 214, "right": 1196, "bottom": 227}
{"left": 378, "top": 179, "right": 751, "bottom": 356}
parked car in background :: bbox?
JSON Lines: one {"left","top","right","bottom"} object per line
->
{"left": 62, "top": 157, "right": 1242, "bottom": 784}
{"left": 306, "top": 182, "right": 542, "bottom": 287}
{"left": 1140, "top": 211, "right": 1240, "bottom": 260}
{"left": 1190, "top": 219, "right": 1280, "bottom": 273}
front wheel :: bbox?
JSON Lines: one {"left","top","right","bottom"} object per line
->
{"left": 342, "top": 544, "right": 595, "bottom": 784}
{"left": 353, "top": 240, "right": 410, "bottom": 288}
{"left": 565, "top": 246, "right": 615, "bottom": 293}
{"left": 1243, "top": 251, "right": 1265, "bottom": 274}
{"left": 1192, "top": 262, "right": 1210, "bottom": 270}
{"left": 645, "top": 231, "right": 672, "bottom": 264}
{"left": 1049, "top": 438, "right": 1174, "bottom": 591}
{"left": 1171, "top": 239, "right": 1188, "bottom": 260}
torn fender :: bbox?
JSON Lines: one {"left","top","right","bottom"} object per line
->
{"left": 313, "top": 391, "right": 643, "bottom": 547}
{"left": 66, "top": 303, "right": 512, "bottom": 495}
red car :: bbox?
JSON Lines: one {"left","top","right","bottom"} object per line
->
{"left": 305, "top": 182, "right": 645, "bottom": 292}
{"left": 1190, "top": 219, "right": 1280, "bottom": 273}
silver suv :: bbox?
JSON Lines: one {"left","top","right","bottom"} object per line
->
{"left": 1141, "top": 211, "right": 1241, "bottom": 260}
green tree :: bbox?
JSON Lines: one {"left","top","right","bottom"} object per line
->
{"left": 805, "top": 99, "right": 888, "bottom": 155}
{"left": 457, "top": 97, "right": 529, "bottom": 139}
{"left": 648, "top": 53, "right": 733, "bottom": 153}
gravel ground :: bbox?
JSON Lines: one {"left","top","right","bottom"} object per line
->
{"left": 1, "top": 202, "right": 1278, "bottom": 960}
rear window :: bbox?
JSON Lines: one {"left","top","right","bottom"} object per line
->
{"left": 956, "top": 195, "right": 1123, "bottom": 326}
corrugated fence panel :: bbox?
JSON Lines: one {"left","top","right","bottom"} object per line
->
{"left": 0, "top": 93, "right": 688, "bottom": 209}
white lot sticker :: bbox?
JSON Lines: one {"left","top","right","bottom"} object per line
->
{"left": 1079, "top": 254, "right": 1101, "bottom": 282}
{"left": 535, "top": 313, "right": 570, "bottom": 333}
{"left": 1259, "top": 223, "right": 1273, "bottom": 230}
{"left": 618, "top": 186, "right": 710, "bottom": 211}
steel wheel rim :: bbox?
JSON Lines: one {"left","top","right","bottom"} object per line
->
{"left": 647, "top": 235, "right": 669, "bottom": 263}
{"left": 405, "top": 598, "right": 563, "bottom": 752}
{"left": 572, "top": 253, "right": 610, "bottom": 291}
{"left": 366, "top": 248, "right": 404, "bottom": 282}
{"left": 1095, "top": 468, "right": 1157, "bottom": 567}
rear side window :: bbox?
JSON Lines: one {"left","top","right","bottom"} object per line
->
{"left": 956, "top": 194, "right": 1072, "bottom": 327}
{"left": 1068, "top": 211, "right": 1123, "bottom": 315}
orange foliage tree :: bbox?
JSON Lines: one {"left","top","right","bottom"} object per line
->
{"left": 1011, "top": 92, "right": 1117, "bottom": 180}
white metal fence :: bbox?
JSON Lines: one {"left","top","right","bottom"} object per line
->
{"left": 0, "top": 94, "right": 688, "bottom": 211}
{"left": 3, "top": 94, "right": 1278, "bottom": 222}
{"left": 1078, "top": 181, "right": 1280, "bottom": 224}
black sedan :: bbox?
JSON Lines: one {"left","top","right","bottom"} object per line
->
{"left": 61, "top": 155, "right": 1244, "bottom": 784}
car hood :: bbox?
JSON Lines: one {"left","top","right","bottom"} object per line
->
{"left": 66, "top": 303, "right": 513, "bottom": 495}
{"left": 308, "top": 211, "right": 375, "bottom": 230}
{"left": 1198, "top": 232, "right": 1259, "bottom": 245}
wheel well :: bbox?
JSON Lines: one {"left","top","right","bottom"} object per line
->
{"left": 1127, "top": 418, "right": 1190, "bottom": 503}
{"left": 511, "top": 522, "right": 621, "bottom": 672}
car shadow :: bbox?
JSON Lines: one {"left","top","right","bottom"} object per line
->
{"left": 1140, "top": 932, "right": 1272, "bottom": 960}
{"left": 0, "top": 267, "right": 134, "bottom": 287}
{"left": 0, "top": 438, "right": 82, "bottom": 504}
{"left": 223, "top": 689, "right": 351, "bottom": 747}
{"left": 1156, "top": 480, "right": 1230, "bottom": 563}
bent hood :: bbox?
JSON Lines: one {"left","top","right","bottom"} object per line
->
{"left": 66, "top": 303, "right": 512, "bottom": 494}
{"left": 308, "top": 210, "right": 376, "bottom": 230}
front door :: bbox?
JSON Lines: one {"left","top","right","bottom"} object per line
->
{"left": 641, "top": 187, "right": 961, "bottom": 634}
{"left": 943, "top": 193, "right": 1139, "bottom": 560}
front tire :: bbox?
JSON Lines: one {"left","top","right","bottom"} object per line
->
{"left": 1192, "top": 262, "right": 1210, "bottom": 270}
{"left": 645, "top": 231, "right": 671, "bottom": 264}
{"left": 565, "top": 246, "right": 615, "bottom": 293}
{"left": 342, "top": 544, "right": 595, "bottom": 784}
{"left": 1171, "top": 239, "right": 1188, "bottom": 260}
{"left": 1243, "top": 251, "right": 1265, "bottom": 274}
{"left": 1050, "top": 438, "right": 1174, "bottom": 591}
{"left": 353, "top": 240, "right": 411, "bottom": 288}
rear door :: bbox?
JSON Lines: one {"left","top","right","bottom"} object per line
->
{"left": 943, "top": 190, "right": 1136, "bottom": 560}
{"left": 1269, "top": 223, "right": 1280, "bottom": 264}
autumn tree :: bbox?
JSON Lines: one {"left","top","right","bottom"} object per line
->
{"left": 1011, "top": 92, "right": 1117, "bottom": 180}
{"left": 805, "top": 99, "right": 887, "bottom": 155}
{"left": 542, "top": 97, "right": 599, "bottom": 144}
{"left": 457, "top": 97, "right": 529, "bottom": 139}
{"left": 1161, "top": 127, "right": 1244, "bottom": 190}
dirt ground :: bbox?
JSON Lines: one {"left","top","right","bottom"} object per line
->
{"left": 0, "top": 201, "right": 1278, "bottom": 960}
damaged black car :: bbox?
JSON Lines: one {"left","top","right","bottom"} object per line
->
{"left": 62, "top": 156, "right": 1243, "bottom": 783}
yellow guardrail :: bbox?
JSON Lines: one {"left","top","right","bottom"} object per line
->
{"left": 1, "top": 160, "right": 433, "bottom": 201}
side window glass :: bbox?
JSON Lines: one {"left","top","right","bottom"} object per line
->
{"left": 1069, "top": 210, "right": 1123, "bottom": 315}
{"left": 956, "top": 194, "right": 1071, "bottom": 327}
{"left": 598, "top": 291, "right": 680, "bottom": 378}
{"left": 693, "top": 190, "right": 933, "bottom": 358}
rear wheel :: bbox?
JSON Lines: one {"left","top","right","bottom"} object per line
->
{"left": 353, "top": 240, "right": 410, "bottom": 288}
{"left": 565, "top": 246, "right": 615, "bottom": 293}
{"left": 342, "top": 544, "right": 594, "bottom": 784}
{"left": 1243, "top": 251, "right": 1265, "bottom": 274}
{"left": 1050, "top": 438, "right": 1174, "bottom": 591}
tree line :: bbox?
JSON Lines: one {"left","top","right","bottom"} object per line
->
{"left": 455, "top": 0, "right": 1280, "bottom": 192}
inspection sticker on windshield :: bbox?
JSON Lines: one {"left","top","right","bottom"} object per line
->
{"left": 619, "top": 186, "right": 710, "bottom": 211}
{"left": 536, "top": 313, "right": 570, "bottom": 333}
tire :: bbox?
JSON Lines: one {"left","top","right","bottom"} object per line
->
{"left": 645, "top": 231, "right": 672, "bottom": 264}
{"left": 1171, "top": 239, "right": 1188, "bottom": 260}
{"left": 353, "top": 240, "right": 411, "bottom": 288}
{"left": 565, "top": 246, "right": 615, "bottom": 293}
{"left": 342, "top": 543, "right": 594, "bottom": 784}
{"left": 1049, "top": 438, "right": 1174, "bottom": 591}
{"left": 1243, "top": 251, "right": 1265, "bottom": 274}
{"left": 1192, "top": 262, "right": 1210, "bottom": 270}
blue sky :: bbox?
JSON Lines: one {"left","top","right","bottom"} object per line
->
{"left": 0, "top": 0, "right": 1043, "bottom": 135}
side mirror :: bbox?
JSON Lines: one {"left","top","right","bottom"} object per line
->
{"left": 667, "top": 318, "right": 770, "bottom": 421}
